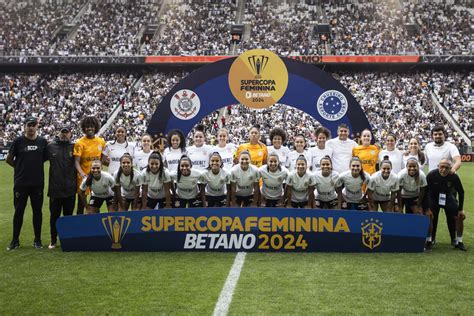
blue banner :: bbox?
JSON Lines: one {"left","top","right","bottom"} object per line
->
{"left": 57, "top": 209, "right": 429, "bottom": 252}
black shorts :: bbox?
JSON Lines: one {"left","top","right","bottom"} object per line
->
{"left": 146, "top": 197, "right": 166, "bottom": 209}
{"left": 236, "top": 195, "right": 253, "bottom": 207}
{"left": 206, "top": 195, "right": 227, "bottom": 207}
{"left": 265, "top": 199, "right": 280, "bottom": 207}
{"left": 402, "top": 197, "right": 419, "bottom": 213}
{"left": 88, "top": 196, "right": 114, "bottom": 208}
{"left": 291, "top": 201, "right": 308, "bottom": 208}
{"left": 342, "top": 201, "right": 368, "bottom": 211}
{"left": 315, "top": 198, "right": 338, "bottom": 209}
{"left": 178, "top": 198, "right": 202, "bottom": 208}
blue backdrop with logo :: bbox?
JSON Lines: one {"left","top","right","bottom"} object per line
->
{"left": 147, "top": 57, "right": 371, "bottom": 139}
{"left": 57, "top": 209, "right": 429, "bottom": 252}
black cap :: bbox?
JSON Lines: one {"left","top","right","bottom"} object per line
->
{"left": 60, "top": 125, "right": 71, "bottom": 133}
{"left": 25, "top": 116, "right": 38, "bottom": 125}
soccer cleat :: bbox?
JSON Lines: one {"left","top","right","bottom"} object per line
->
{"left": 7, "top": 240, "right": 20, "bottom": 251}
{"left": 48, "top": 242, "right": 56, "bottom": 250}
{"left": 451, "top": 240, "right": 456, "bottom": 246}
{"left": 424, "top": 241, "right": 433, "bottom": 251}
{"left": 455, "top": 242, "right": 467, "bottom": 251}
{"left": 33, "top": 240, "right": 43, "bottom": 249}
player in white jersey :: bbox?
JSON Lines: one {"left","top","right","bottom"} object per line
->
{"left": 309, "top": 127, "right": 333, "bottom": 171}
{"left": 336, "top": 157, "right": 370, "bottom": 211}
{"left": 314, "top": 156, "right": 339, "bottom": 209}
{"left": 286, "top": 135, "right": 312, "bottom": 172}
{"left": 398, "top": 157, "right": 427, "bottom": 214}
{"left": 326, "top": 123, "right": 357, "bottom": 173}
{"left": 285, "top": 155, "right": 315, "bottom": 208}
{"left": 259, "top": 152, "right": 289, "bottom": 207}
{"left": 213, "top": 128, "right": 236, "bottom": 171}
{"left": 79, "top": 160, "right": 116, "bottom": 214}
{"left": 113, "top": 153, "right": 142, "bottom": 211}
{"left": 133, "top": 134, "right": 153, "bottom": 171}
{"left": 202, "top": 152, "right": 231, "bottom": 207}
{"left": 170, "top": 156, "right": 205, "bottom": 208}
{"left": 367, "top": 157, "right": 400, "bottom": 212}
{"left": 378, "top": 133, "right": 403, "bottom": 174}
{"left": 424, "top": 125, "right": 461, "bottom": 172}
{"left": 267, "top": 127, "right": 290, "bottom": 167}
{"left": 163, "top": 129, "right": 187, "bottom": 173}
{"left": 103, "top": 126, "right": 136, "bottom": 175}
{"left": 402, "top": 138, "right": 426, "bottom": 170}
{"left": 230, "top": 151, "right": 260, "bottom": 207}
{"left": 187, "top": 126, "right": 212, "bottom": 171}
{"left": 141, "top": 152, "right": 172, "bottom": 209}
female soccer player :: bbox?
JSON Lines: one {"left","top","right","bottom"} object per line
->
{"left": 402, "top": 137, "right": 426, "bottom": 169}
{"left": 267, "top": 127, "right": 290, "bottom": 167}
{"left": 314, "top": 156, "right": 339, "bottom": 210}
{"left": 133, "top": 134, "right": 153, "bottom": 171}
{"left": 336, "top": 157, "right": 370, "bottom": 211}
{"left": 285, "top": 155, "right": 315, "bottom": 208}
{"left": 286, "top": 134, "right": 312, "bottom": 172}
{"left": 201, "top": 152, "right": 231, "bottom": 207}
{"left": 163, "top": 129, "right": 187, "bottom": 172}
{"left": 378, "top": 133, "right": 403, "bottom": 174}
{"left": 113, "top": 153, "right": 142, "bottom": 211}
{"left": 259, "top": 152, "right": 289, "bottom": 207}
{"left": 367, "top": 157, "right": 400, "bottom": 212}
{"left": 187, "top": 125, "right": 212, "bottom": 171}
{"left": 141, "top": 152, "right": 172, "bottom": 209}
{"left": 309, "top": 126, "right": 333, "bottom": 171}
{"left": 234, "top": 125, "right": 268, "bottom": 167}
{"left": 352, "top": 129, "right": 380, "bottom": 175}
{"left": 79, "top": 160, "right": 116, "bottom": 214}
{"left": 170, "top": 155, "right": 205, "bottom": 208}
{"left": 103, "top": 126, "right": 136, "bottom": 175}
{"left": 398, "top": 157, "right": 427, "bottom": 214}
{"left": 230, "top": 151, "right": 260, "bottom": 207}
{"left": 212, "top": 128, "right": 236, "bottom": 171}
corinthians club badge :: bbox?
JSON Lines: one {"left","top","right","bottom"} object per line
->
{"left": 170, "top": 89, "right": 201, "bottom": 120}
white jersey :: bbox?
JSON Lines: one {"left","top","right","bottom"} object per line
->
{"left": 367, "top": 171, "right": 399, "bottom": 202}
{"left": 402, "top": 154, "right": 425, "bottom": 170}
{"left": 287, "top": 171, "right": 316, "bottom": 203}
{"left": 267, "top": 145, "right": 290, "bottom": 166}
{"left": 187, "top": 144, "right": 212, "bottom": 171}
{"left": 326, "top": 138, "right": 358, "bottom": 173}
{"left": 170, "top": 169, "right": 203, "bottom": 199}
{"left": 378, "top": 149, "right": 404, "bottom": 174}
{"left": 113, "top": 169, "right": 142, "bottom": 199}
{"left": 230, "top": 164, "right": 260, "bottom": 197}
{"left": 425, "top": 142, "right": 460, "bottom": 171}
{"left": 314, "top": 170, "right": 339, "bottom": 202}
{"left": 213, "top": 143, "right": 236, "bottom": 171}
{"left": 397, "top": 168, "right": 427, "bottom": 199}
{"left": 202, "top": 169, "right": 231, "bottom": 197}
{"left": 103, "top": 141, "right": 136, "bottom": 175}
{"left": 133, "top": 150, "right": 152, "bottom": 171}
{"left": 163, "top": 147, "right": 186, "bottom": 172}
{"left": 286, "top": 150, "right": 312, "bottom": 172}
{"left": 142, "top": 168, "right": 171, "bottom": 199}
{"left": 336, "top": 170, "right": 370, "bottom": 203}
{"left": 259, "top": 165, "right": 289, "bottom": 200}
{"left": 308, "top": 146, "right": 333, "bottom": 171}
{"left": 80, "top": 171, "right": 115, "bottom": 198}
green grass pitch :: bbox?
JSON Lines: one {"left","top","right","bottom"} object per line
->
{"left": 0, "top": 162, "right": 473, "bottom": 314}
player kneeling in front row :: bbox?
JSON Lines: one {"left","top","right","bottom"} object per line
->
{"left": 170, "top": 155, "right": 205, "bottom": 208}
{"left": 201, "top": 152, "right": 231, "bottom": 207}
{"left": 79, "top": 160, "right": 116, "bottom": 214}
{"left": 366, "top": 157, "right": 400, "bottom": 212}
{"left": 259, "top": 152, "right": 289, "bottom": 207}
{"left": 284, "top": 155, "right": 315, "bottom": 208}
{"left": 314, "top": 156, "right": 339, "bottom": 210}
{"left": 141, "top": 152, "right": 172, "bottom": 209}
{"left": 336, "top": 157, "right": 370, "bottom": 211}
{"left": 113, "top": 153, "right": 141, "bottom": 211}
{"left": 230, "top": 151, "right": 260, "bottom": 207}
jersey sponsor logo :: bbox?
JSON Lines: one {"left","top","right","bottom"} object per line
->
{"left": 170, "top": 89, "right": 201, "bottom": 120}
{"left": 316, "top": 90, "right": 348, "bottom": 121}
{"left": 102, "top": 216, "right": 131, "bottom": 250}
{"left": 361, "top": 218, "right": 383, "bottom": 250}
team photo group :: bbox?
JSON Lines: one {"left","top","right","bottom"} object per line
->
{"left": 6, "top": 112, "right": 466, "bottom": 252}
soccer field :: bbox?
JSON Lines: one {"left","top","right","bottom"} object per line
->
{"left": 1, "top": 162, "right": 473, "bottom": 314}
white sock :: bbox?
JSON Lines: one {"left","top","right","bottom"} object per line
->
{"left": 456, "top": 236, "right": 463, "bottom": 243}
{"left": 426, "top": 236, "right": 432, "bottom": 242}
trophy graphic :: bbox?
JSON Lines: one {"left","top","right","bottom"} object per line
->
{"left": 102, "top": 216, "right": 131, "bottom": 249}
{"left": 248, "top": 55, "right": 269, "bottom": 79}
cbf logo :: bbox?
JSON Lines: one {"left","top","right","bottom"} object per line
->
{"left": 170, "top": 89, "right": 201, "bottom": 120}
{"left": 102, "top": 216, "right": 131, "bottom": 249}
{"left": 361, "top": 218, "right": 383, "bottom": 250}
{"left": 317, "top": 90, "right": 348, "bottom": 121}
{"left": 248, "top": 55, "right": 269, "bottom": 79}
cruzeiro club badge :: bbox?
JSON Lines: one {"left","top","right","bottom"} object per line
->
{"left": 170, "top": 89, "right": 201, "bottom": 120}
{"left": 317, "top": 90, "right": 348, "bottom": 121}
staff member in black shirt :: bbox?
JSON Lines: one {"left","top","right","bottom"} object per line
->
{"left": 6, "top": 116, "right": 48, "bottom": 250}
{"left": 46, "top": 124, "right": 76, "bottom": 249}
{"left": 426, "top": 159, "right": 466, "bottom": 251}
